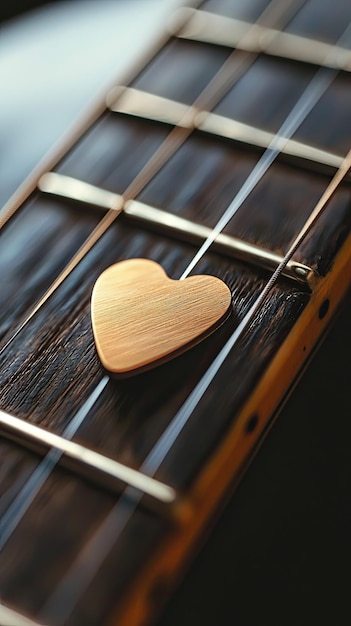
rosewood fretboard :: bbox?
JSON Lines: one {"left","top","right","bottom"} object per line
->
{"left": 0, "top": 1, "right": 351, "bottom": 625}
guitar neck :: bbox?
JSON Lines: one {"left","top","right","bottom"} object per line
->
{"left": 1, "top": 1, "right": 351, "bottom": 625}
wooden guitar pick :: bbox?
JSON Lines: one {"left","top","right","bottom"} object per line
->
{"left": 91, "top": 259, "right": 231, "bottom": 376}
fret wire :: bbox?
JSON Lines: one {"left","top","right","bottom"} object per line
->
{"left": 0, "top": 377, "right": 109, "bottom": 552}
{"left": 0, "top": 0, "right": 303, "bottom": 355}
{"left": 0, "top": 602, "right": 46, "bottom": 626}
{"left": 0, "top": 1, "right": 297, "bottom": 543}
{"left": 23, "top": 1, "right": 351, "bottom": 618}
{"left": 181, "top": 67, "right": 344, "bottom": 279}
{"left": 180, "top": 15, "right": 351, "bottom": 278}
{"left": 108, "top": 86, "right": 345, "bottom": 174}
{"left": 40, "top": 146, "right": 351, "bottom": 626}
{"left": 107, "top": 85, "right": 196, "bottom": 127}
{"left": 4, "top": 2, "right": 350, "bottom": 616}
{"left": 197, "top": 111, "right": 345, "bottom": 171}
{"left": 106, "top": 0, "right": 303, "bottom": 149}
{"left": 142, "top": 149, "right": 351, "bottom": 476}
{"left": 0, "top": 408, "right": 176, "bottom": 506}
{"left": 0, "top": 3, "right": 346, "bottom": 616}
{"left": 0, "top": 209, "right": 119, "bottom": 358}
{"left": 175, "top": 8, "right": 351, "bottom": 72}
{"left": 123, "top": 201, "right": 313, "bottom": 283}
{"left": 38, "top": 172, "right": 313, "bottom": 284}
{"left": 0, "top": 93, "right": 111, "bottom": 232}
{"left": 0, "top": 0, "right": 335, "bottom": 540}
{"left": 39, "top": 10, "right": 351, "bottom": 615}
{"left": 109, "top": 0, "right": 303, "bottom": 198}
{"left": 0, "top": 126, "right": 193, "bottom": 358}
{"left": 0, "top": 0, "right": 324, "bottom": 553}
{"left": 191, "top": 0, "right": 306, "bottom": 112}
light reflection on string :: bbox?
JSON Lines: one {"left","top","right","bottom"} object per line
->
{"left": 39, "top": 144, "right": 351, "bottom": 624}
{"left": 39, "top": 23, "right": 351, "bottom": 626}
{"left": 0, "top": 0, "right": 300, "bottom": 358}
{"left": 180, "top": 69, "right": 335, "bottom": 279}
{"left": 0, "top": 377, "right": 109, "bottom": 551}
{"left": 2, "top": 2, "right": 351, "bottom": 623}
{"left": 0, "top": 0, "right": 299, "bottom": 556}
{"left": 180, "top": 16, "right": 351, "bottom": 279}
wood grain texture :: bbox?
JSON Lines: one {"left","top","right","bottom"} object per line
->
{"left": 1, "top": 0, "right": 351, "bottom": 624}
{"left": 0, "top": 225, "right": 309, "bottom": 624}
{"left": 91, "top": 258, "right": 231, "bottom": 374}
{"left": 0, "top": 108, "right": 349, "bottom": 626}
{"left": 132, "top": 38, "right": 231, "bottom": 105}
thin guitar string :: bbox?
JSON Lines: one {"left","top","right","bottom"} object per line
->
{"left": 184, "top": 0, "right": 306, "bottom": 113}
{"left": 0, "top": 377, "right": 109, "bottom": 551}
{"left": 3, "top": 1, "right": 351, "bottom": 616}
{"left": 180, "top": 70, "right": 333, "bottom": 278}
{"left": 180, "top": 12, "right": 351, "bottom": 278}
{"left": 0, "top": 0, "right": 300, "bottom": 359}
{"left": 0, "top": 0, "right": 300, "bottom": 548}
{"left": 0, "top": 11, "right": 350, "bottom": 608}
{"left": 40, "top": 147, "right": 351, "bottom": 625}
{"left": 2, "top": 0, "right": 350, "bottom": 596}
{"left": 39, "top": 26, "right": 351, "bottom": 625}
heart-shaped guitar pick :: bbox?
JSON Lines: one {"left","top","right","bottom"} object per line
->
{"left": 91, "top": 258, "right": 231, "bottom": 376}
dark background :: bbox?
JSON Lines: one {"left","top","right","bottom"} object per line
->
{"left": 1, "top": 2, "right": 350, "bottom": 625}
{"left": 1, "top": 0, "right": 49, "bottom": 22}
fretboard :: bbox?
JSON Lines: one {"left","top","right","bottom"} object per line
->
{"left": 1, "top": 1, "right": 351, "bottom": 625}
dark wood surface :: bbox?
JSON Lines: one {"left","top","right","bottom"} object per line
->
{"left": 1, "top": 1, "right": 351, "bottom": 625}
{"left": 159, "top": 292, "right": 351, "bottom": 626}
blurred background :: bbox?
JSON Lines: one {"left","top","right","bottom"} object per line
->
{"left": 1, "top": 2, "right": 351, "bottom": 626}
{"left": 0, "top": 0, "right": 178, "bottom": 206}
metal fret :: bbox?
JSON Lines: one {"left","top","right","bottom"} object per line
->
{"left": 107, "top": 86, "right": 345, "bottom": 174}
{"left": 106, "top": 86, "right": 197, "bottom": 128}
{"left": 173, "top": 8, "right": 351, "bottom": 72}
{"left": 38, "top": 172, "right": 313, "bottom": 284}
{"left": 0, "top": 603, "right": 45, "bottom": 626}
{"left": 0, "top": 208, "right": 119, "bottom": 359}
{"left": 197, "top": 111, "right": 344, "bottom": 171}
{"left": 39, "top": 171, "right": 124, "bottom": 211}
{"left": 1, "top": 4, "right": 348, "bottom": 622}
{"left": 0, "top": 409, "right": 177, "bottom": 508}
{"left": 0, "top": 1, "right": 312, "bottom": 358}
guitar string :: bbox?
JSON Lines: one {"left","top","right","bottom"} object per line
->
{"left": 1, "top": 0, "right": 349, "bottom": 610}
{"left": 0, "top": 0, "right": 303, "bottom": 547}
{"left": 180, "top": 68, "right": 335, "bottom": 278}
{"left": 0, "top": 0, "right": 345, "bottom": 559}
{"left": 0, "top": 377, "right": 109, "bottom": 551}
{"left": 39, "top": 24, "right": 351, "bottom": 626}
{"left": 178, "top": 0, "right": 351, "bottom": 278}
{"left": 178, "top": 0, "right": 307, "bottom": 114}
{"left": 0, "top": 0, "right": 301, "bottom": 358}
{"left": 40, "top": 147, "right": 351, "bottom": 624}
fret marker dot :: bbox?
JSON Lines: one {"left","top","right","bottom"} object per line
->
{"left": 245, "top": 414, "right": 259, "bottom": 434}
{"left": 318, "top": 298, "right": 330, "bottom": 320}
